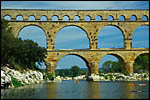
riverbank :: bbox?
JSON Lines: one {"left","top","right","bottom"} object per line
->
{"left": 1, "top": 66, "right": 45, "bottom": 89}
{"left": 59, "top": 72, "right": 149, "bottom": 81}
{"left": 1, "top": 66, "right": 149, "bottom": 89}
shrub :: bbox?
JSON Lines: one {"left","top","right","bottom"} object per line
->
{"left": 123, "top": 70, "right": 130, "bottom": 76}
{"left": 11, "top": 76, "right": 24, "bottom": 88}
{"left": 44, "top": 72, "right": 55, "bottom": 80}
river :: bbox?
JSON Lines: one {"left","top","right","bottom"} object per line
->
{"left": 1, "top": 80, "right": 149, "bottom": 99}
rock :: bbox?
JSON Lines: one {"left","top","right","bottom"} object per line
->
{"left": 87, "top": 74, "right": 100, "bottom": 81}
{"left": 54, "top": 76, "right": 62, "bottom": 82}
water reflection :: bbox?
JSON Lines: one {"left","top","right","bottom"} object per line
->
{"left": 1, "top": 81, "right": 149, "bottom": 99}
{"left": 120, "top": 82, "right": 136, "bottom": 99}
{"left": 45, "top": 82, "right": 57, "bottom": 99}
{"left": 87, "top": 82, "right": 100, "bottom": 99}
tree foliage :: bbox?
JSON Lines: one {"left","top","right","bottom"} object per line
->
{"left": 134, "top": 54, "right": 149, "bottom": 72}
{"left": 71, "top": 65, "right": 81, "bottom": 77}
{"left": 1, "top": 18, "right": 47, "bottom": 70}
{"left": 55, "top": 65, "right": 87, "bottom": 77}
{"left": 101, "top": 60, "right": 121, "bottom": 73}
{"left": 101, "top": 54, "right": 149, "bottom": 73}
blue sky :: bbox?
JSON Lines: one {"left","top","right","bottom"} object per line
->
{"left": 2, "top": 1, "right": 149, "bottom": 70}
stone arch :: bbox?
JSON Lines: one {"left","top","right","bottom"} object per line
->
{"left": 16, "top": 15, "right": 24, "bottom": 21}
{"left": 97, "top": 25, "right": 124, "bottom": 48}
{"left": 130, "top": 15, "right": 137, "bottom": 21}
{"left": 107, "top": 15, "right": 114, "bottom": 21}
{"left": 74, "top": 15, "right": 80, "bottom": 21}
{"left": 84, "top": 15, "right": 91, "bottom": 21}
{"left": 97, "top": 24, "right": 125, "bottom": 38}
{"left": 119, "top": 15, "right": 125, "bottom": 21}
{"left": 134, "top": 52, "right": 149, "bottom": 61}
{"left": 3, "top": 14, "right": 11, "bottom": 20}
{"left": 17, "top": 24, "right": 47, "bottom": 39}
{"left": 28, "top": 15, "right": 35, "bottom": 21}
{"left": 132, "top": 25, "right": 149, "bottom": 48}
{"left": 100, "top": 53, "right": 125, "bottom": 63}
{"left": 51, "top": 15, "right": 59, "bottom": 21}
{"left": 56, "top": 53, "right": 90, "bottom": 68}
{"left": 62, "top": 15, "right": 70, "bottom": 21}
{"left": 55, "top": 24, "right": 90, "bottom": 40}
{"left": 40, "top": 15, "right": 47, "bottom": 21}
{"left": 99, "top": 53, "right": 125, "bottom": 72}
{"left": 142, "top": 15, "right": 148, "bottom": 21}
{"left": 96, "top": 15, "right": 102, "bottom": 21}
{"left": 54, "top": 25, "right": 90, "bottom": 49}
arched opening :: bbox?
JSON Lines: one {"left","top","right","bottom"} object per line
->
{"left": 119, "top": 15, "right": 125, "bottom": 21}
{"left": 133, "top": 53, "right": 149, "bottom": 73}
{"left": 29, "top": 15, "right": 35, "bottom": 21}
{"left": 132, "top": 25, "right": 149, "bottom": 48}
{"left": 98, "top": 25, "right": 124, "bottom": 48}
{"left": 96, "top": 16, "right": 102, "bottom": 21}
{"left": 62, "top": 15, "right": 70, "bottom": 21}
{"left": 56, "top": 54, "right": 89, "bottom": 77}
{"left": 4, "top": 15, "right": 11, "bottom": 20}
{"left": 142, "top": 15, "right": 148, "bottom": 21}
{"left": 18, "top": 25, "right": 47, "bottom": 69}
{"left": 107, "top": 15, "right": 114, "bottom": 21}
{"left": 99, "top": 54, "right": 124, "bottom": 73}
{"left": 16, "top": 15, "right": 23, "bottom": 21}
{"left": 40, "top": 15, "right": 47, "bottom": 21}
{"left": 130, "top": 15, "right": 137, "bottom": 21}
{"left": 52, "top": 15, "right": 58, "bottom": 21}
{"left": 74, "top": 15, "right": 80, "bottom": 21}
{"left": 84, "top": 15, "right": 91, "bottom": 21}
{"left": 55, "top": 25, "right": 89, "bottom": 49}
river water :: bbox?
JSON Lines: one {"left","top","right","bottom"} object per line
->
{"left": 1, "top": 80, "right": 149, "bottom": 99}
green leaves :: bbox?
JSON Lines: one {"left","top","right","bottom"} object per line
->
{"left": 11, "top": 76, "right": 24, "bottom": 88}
{"left": 71, "top": 65, "right": 81, "bottom": 77}
{"left": 102, "top": 60, "right": 121, "bottom": 73}
{"left": 134, "top": 54, "right": 149, "bottom": 72}
{"left": 1, "top": 18, "right": 47, "bottom": 70}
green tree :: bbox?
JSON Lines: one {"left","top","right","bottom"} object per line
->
{"left": 102, "top": 61, "right": 113, "bottom": 72}
{"left": 1, "top": 18, "right": 16, "bottom": 66}
{"left": 71, "top": 65, "right": 80, "bottom": 77}
{"left": 102, "top": 60, "right": 121, "bottom": 73}
{"left": 1, "top": 18, "right": 47, "bottom": 70}
{"left": 134, "top": 54, "right": 149, "bottom": 72}
{"left": 111, "top": 61, "right": 121, "bottom": 72}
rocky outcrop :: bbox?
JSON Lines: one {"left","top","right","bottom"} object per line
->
{"left": 87, "top": 73, "right": 149, "bottom": 81}
{"left": 1, "top": 66, "right": 44, "bottom": 88}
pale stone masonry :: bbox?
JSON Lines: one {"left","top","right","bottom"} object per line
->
{"left": 1, "top": 9, "right": 149, "bottom": 76}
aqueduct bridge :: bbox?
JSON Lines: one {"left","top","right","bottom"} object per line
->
{"left": 1, "top": 9, "right": 149, "bottom": 75}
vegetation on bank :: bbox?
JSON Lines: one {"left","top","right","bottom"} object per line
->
{"left": 55, "top": 65, "right": 88, "bottom": 77}
{"left": 11, "top": 76, "right": 24, "bottom": 88}
{"left": 100, "top": 54, "right": 149, "bottom": 73}
{"left": 1, "top": 18, "right": 47, "bottom": 71}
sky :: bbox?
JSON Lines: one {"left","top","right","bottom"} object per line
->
{"left": 1, "top": 1, "right": 149, "bottom": 70}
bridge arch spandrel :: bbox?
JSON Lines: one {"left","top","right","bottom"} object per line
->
{"left": 130, "top": 23, "right": 149, "bottom": 39}
{"left": 98, "top": 52, "right": 125, "bottom": 63}
{"left": 16, "top": 23, "right": 47, "bottom": 38}
{"left": 52, "top": 23, "right": 90, "bottom": 40}
{"left": 54, "top": 53, "right": 90, "bottom": 68}
{"left": 133, "top": 51, "right": 149, "bottom": 61}
{"left": 96, "top": 23, "right": 125, "bottom": 39}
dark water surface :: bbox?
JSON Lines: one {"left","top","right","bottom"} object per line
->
{"left": 1, "top": 80, "right": 149, "bottom": 99}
